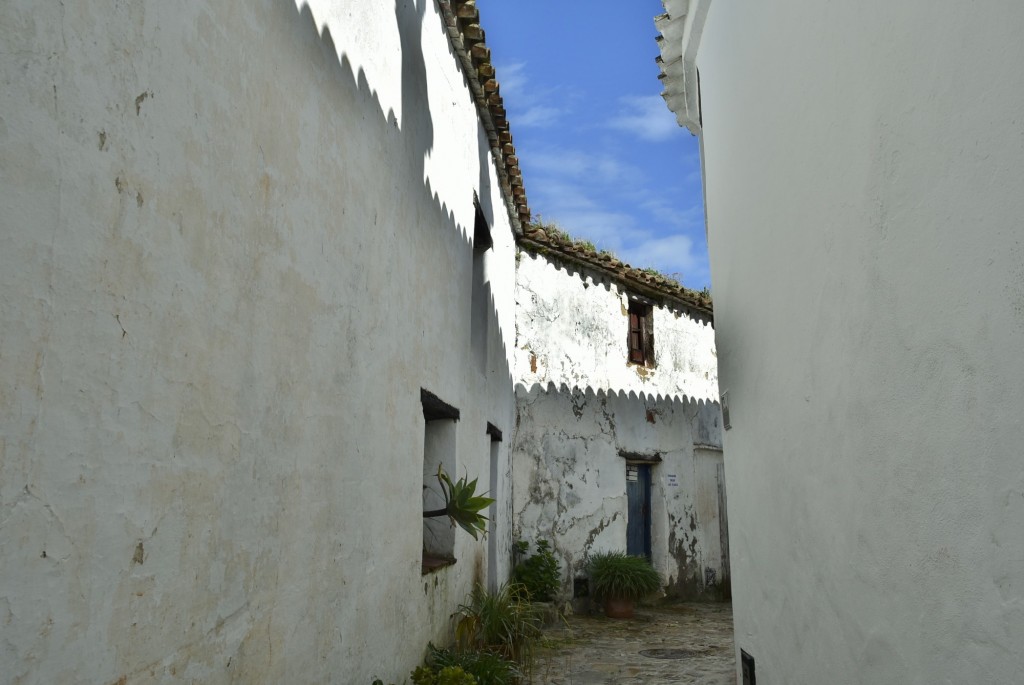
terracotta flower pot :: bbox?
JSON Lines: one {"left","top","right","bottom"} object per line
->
{"left": 603, "top": 596, "right": 635, "bottom": 619}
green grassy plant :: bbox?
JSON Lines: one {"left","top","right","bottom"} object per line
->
{"left": 454, "top": 583, "right": 541, "bottom": 670}
{"left": 427, "top": 645, "right": 519, "bottom": 685}
{"left": 587, "top": 551, "right": 662, "bottom": 601}
{"left": 411, "top": 665, "right": 478, "bottom": 685}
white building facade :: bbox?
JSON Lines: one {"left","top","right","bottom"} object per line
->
{"left": 512, "top": 229, "right": 726, "bottom": 602}
{"left": 658, "top": 0, "right": 1024, "bottom": 682}
{"left": 0, "top": 1, "right": 528, "bottom": 682}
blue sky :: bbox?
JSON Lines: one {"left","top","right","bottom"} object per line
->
{"left": 476, "top": 0, "right": 709, "bottom": 289}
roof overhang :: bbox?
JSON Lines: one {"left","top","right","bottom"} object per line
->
{"left": 655, "top": 0, "right": 711, "bottom": 136}
{"left": 437, "top": 1, "right": 531, "bottom": 235}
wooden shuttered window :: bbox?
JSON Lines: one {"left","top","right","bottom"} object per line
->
{"left": 629, "top": 310, "right": 645, "bottom": 363}
{"left": 627, "top": 301, "right": 654, "bottom": 366}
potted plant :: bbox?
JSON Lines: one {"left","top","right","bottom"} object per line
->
{"left": 587, "top": 551, "right": 661, "bottom": 619}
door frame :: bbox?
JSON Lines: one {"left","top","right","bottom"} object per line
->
{"left": 626, "top": 461, "right": 653, "bottom": 560}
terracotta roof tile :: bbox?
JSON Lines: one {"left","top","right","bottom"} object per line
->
{"left": 519, "top": 225, "right": 714, "bottom": 321}
{"left": 438, "top": 2, "right": 710, "bottom": 320}
{"left": 437, "top": 0, "right": 531, "bottom": 232}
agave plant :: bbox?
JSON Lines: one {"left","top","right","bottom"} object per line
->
{"left": 423, "top": 466, "right": 495, "bottom": 540}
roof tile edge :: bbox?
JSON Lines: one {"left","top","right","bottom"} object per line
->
{"left": 518, "top": 226, "right": 714, "bottom": 322}
{"left": 437, "top": 0, "right": 529, "bottom": 235}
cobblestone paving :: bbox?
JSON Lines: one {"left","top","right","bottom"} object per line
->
{"left": 532, "top": 603, "right": 735, "bottom": 685}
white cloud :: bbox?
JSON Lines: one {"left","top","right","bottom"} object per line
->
{"left": 638, "top": 197, "right": 703, "bottom": 231}
{"left": 535, "top": 203, "right": 708, "bottom": 286}
{"left": 513, "top": 136, "right": 710, "bottom": 287}
{"left": 498, "top": 62, "right": 528, "bottom": 100}
{"left": 540, "top": 208, "right": 637, "bottom": 247}
{"left": 492, "top": 62, "right": 567, "bottom": 128}
{"left": 529, "top": 179, "right": 598, "bottom": 212}
{"left": 528, "top": 149, "right": 634, "bottom": 183}
{"left": 517, "top": 105, "right": 563, "bottom": 128}
{"left": 528, "top": 151, "right": 590, "bottom": 178}
{"left": 607, "top": 95, "right": 682, "bottom": 142}
{"left": 618, "top": 233, "right": 706, "bottom": 282}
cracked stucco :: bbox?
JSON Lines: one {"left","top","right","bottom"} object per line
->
{"left": 512, "top": 386, "right": 726, "bottom": 600}
{"left": 514, "top": 251, "right": 719, "bottom": 403}
{"left": 512, "top": 253, "right": 725, "bottom": 601}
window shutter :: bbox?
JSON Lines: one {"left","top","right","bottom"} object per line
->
{"left": 628, "top": 312, "right": 644, "bottom": 363}
{"left": 643, "top": 314, "right": 654, "bottom": 366}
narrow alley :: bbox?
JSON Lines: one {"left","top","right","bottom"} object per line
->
{"left": 535, "top": 604, "right": 734, "bottom": 685}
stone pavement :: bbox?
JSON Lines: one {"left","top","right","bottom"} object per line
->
{"left": 532, "top": 603, "right": 735, "bottom": 685}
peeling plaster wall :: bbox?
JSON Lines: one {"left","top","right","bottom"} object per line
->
{"left": 685, "top": 0, "right": 1024, "bottom": 681}
{"left": 512, "top": 386, "right": 725, "bottom": 600}
{"left": 512, "top": 252, "right": 724, "bottom": 601}
{"left": 0, "top": 1, "right": 516, "bottom": 683}
{"left": 514, "top": 252, "right": 718, "bottom": 401}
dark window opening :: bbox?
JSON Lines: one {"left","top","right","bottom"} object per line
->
{"left": 471, "top": 202, "right": 492, "bottom": 372}
{"left": 421, "top": 389, "right": 459, "bottom": 573}
{"left": 486, "top": 426, "right": 500, "bottom": 590}
{"left": 627, "top": 300, "right": 655, "bottom": 367}
{"left": 473, "top": 202, "right": 493, "bottom": 251}
{"left": 741, "top": 650, "right": 756, "bottom": 685}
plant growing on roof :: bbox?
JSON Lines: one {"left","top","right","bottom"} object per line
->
{"left": 547, "top": 227, "right": 572, "bottom": 243}
{"left": 638, "top": 267, "right": 682, "bottom": 288}
{"left": 423, "top": 466, "right": 495, "bottom": 540}
{"left": 529, "top": 216, "right": 569, "bottom": 241}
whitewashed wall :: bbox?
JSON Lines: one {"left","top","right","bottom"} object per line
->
{"left": 674, "top": 0, "right": 1024, "bottom": 682}
{"left": 0, "top": 1, "right": 516, "bottom": 682}
{"left": 513, "top": 386, "right": 725, "bottom": 599}
{"left": 515, "top": 252, "right": 718, "bottom": 401}
{"left": 513, "top": 251, "right": 724, "bottom": 599}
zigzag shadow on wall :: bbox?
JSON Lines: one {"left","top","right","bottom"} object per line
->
{"left": 515, "top": 380, "right": 722, "bottom": 413}
{"left": 284, "top": 0, "right": 515, "bottom": 389}
{"left": 512, "top": 381, "right": 724, "bottom": 457}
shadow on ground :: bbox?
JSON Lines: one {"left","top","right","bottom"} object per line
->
{"left": 534, "top": 603, "right": 735, "bottom": 684}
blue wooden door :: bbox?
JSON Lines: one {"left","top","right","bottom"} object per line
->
{"left": 626, "top": 464, "right": 652, "bottom": 559}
